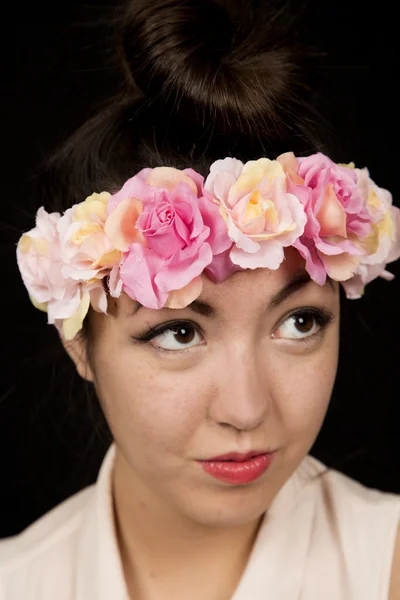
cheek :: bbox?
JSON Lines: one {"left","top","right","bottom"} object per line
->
{"left": 269, "top": 331, "right": 339, "bottom": 442}
{"left": 91, "top": 345, "right": 207, "bottom": 459}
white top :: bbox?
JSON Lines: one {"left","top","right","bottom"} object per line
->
{"left": 0, "top": 443, "right": 399, "bottom": 599}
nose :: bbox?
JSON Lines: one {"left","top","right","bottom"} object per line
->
{"left": 208, "top": 341, "right": 271, "bottom": 432}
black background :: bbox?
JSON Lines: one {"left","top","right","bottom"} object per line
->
{"left": 1, "top": 1, "right": 399, "bottom": 538}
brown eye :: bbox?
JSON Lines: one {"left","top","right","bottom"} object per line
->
{"left": 150, "top": 322, "right": 203, "bottom": 351}
{"left": 293, "top": 314, "right": 314, "bottom": 334}
{"left": 173, "top": 325, "right": 196, "bottom": 344}
{"left": 273, "top": 309, "right": 331, "bottom": 341}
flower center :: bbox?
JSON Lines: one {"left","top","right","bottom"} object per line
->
{"left": 157, "top": 205, "right": 175, "bottom": 225}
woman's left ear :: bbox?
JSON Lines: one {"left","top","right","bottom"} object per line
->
{"left": 59, "top": 332, "right": 95, "bottom": 383}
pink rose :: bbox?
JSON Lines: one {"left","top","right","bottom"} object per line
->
{"left": 137, "top": 190, "right": 199, "bottom": 258}
{"left": 342, "top": 202, "right": 400, "bottom": 298}
{"left": 205, "top": 157, "right": 307, "bottom": 270}
{"left": 280, "top": 152, "right": 373, "bottom": 284}
{"left": 112, "top": 167, "right": 233, "bottom": 309}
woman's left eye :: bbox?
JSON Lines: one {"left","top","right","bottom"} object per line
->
{"left": 137, "top": 322, "right": 204, "bottom": 351}
{"left": 273, "top": 309, "right": 332, "bottom": 341}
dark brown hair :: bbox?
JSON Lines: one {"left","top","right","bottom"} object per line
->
{"left": 43, "top": 0, "right": 328, "bottom": 215}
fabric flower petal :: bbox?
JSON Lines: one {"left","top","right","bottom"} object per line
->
{"left": 205, "top": 248, "right": 243, "bottom": 283}
{"left": 197, "top": 194, "right": 232, "bottom": 256}
{"left": 120, "top": 244, "right": 168, "bottom": 310}
{"left": 155, "top": 244, "right": 213, "bottom": 293}
{"left": 145, "top": 167, "right": 198, "bottom": 194}
{"left": 104, "top": 197, "right": 144, "bottom": 252}
{"left": 230, "top": 239, "right": 285, "bottom": 270}
{"left": 108, "top": 264, "right": 123, "bottom": 298}
{"left": 204, "top": 157, "right": 244, "bottom": 201}
{"left": 317, "top": 184, "right": 347, "bottom": 237}
{"left": 320, "top": 252, "right": 360, "bottom": 281}
{"left": 62, "top": 290, "right": 91, "bottom": 341}
{"left": 165, "top": 276, "right": 204, "bottom": 309}
{"left": 89, "top": 284, "right": 108, "bottom": 314}
{"left": 294, "top": 238, "right": 327, "bottom": 285}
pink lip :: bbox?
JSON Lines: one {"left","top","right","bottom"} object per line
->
{"left": 205, "top": 451, "right": 269, "bottom": 462}
{"left": 199, "top": 452, "right": 275, "bottom": 485}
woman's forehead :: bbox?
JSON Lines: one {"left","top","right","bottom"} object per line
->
{"left": 195, "top": 248, "right": 312, "bottom": 308}
{"left": 199, "top": 268, "right": 323, "bottom": 313}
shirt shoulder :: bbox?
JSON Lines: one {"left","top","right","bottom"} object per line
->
{"left": 304, "top": 454, "right": 400, "bottom": 509}
{"left": 300, "top": 455, "right": 400, "bottom": 599}
{"left": 0, "top": 485, "right": 94, "bottom": 597}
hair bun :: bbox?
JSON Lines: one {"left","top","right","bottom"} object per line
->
{"left": 116, "top": 0, "right": 316, "bottom": 139}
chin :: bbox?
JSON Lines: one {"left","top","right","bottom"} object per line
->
{"left": 180, "top": 487, "right": 272, "bottom": 529}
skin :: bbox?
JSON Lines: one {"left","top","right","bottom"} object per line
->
{"left": 65, "top": 248, "right": 342, "bottom": 599}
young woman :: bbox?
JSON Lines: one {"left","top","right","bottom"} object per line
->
{"left": 1, "top": 1, "right": 399, "bottom": 598}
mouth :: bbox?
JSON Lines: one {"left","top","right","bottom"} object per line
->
{"left": 204, "top": 450, "right": 270, "bottom": 463}
{"left": 198, "top": 451, "right": 275, "bottom": 484}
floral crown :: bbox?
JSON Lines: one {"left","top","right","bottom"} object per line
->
{"left": 16, "top": 152, "right": 400, "bottom": 340}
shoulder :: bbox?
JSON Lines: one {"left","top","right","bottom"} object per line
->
{"left": 0, "top": 485, "right": 94, "bottom": 594}
{"left": 302, "top": 456, "right": 400, "bottom": 597}
{"left": 304, "top": 455, "right": 400, "bottom": 513}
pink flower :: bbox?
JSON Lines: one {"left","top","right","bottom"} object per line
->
{"left": 205, "top": 157, "right": 307, "bottom": 270}
{"left": 50, "top": 191, "right": 124, "bottom": 336}
{"left": 342, "top": 192, "right": 400, "bottom": 298}
{"left": 16, "top": 206, "right": 108, "bottom": 340}
{"left": 279, "top": 152, "right": 373, "bottom": 284}
{"left": 16, "top": 207, "right": 64, "bottom": 308}
{"left": 17, "top": 152, "right": 400, "bottom": 341}
{"left": 110, "top": 167, "right": 233, "bottom": 309}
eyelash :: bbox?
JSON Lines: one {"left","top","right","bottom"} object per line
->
{"left": 132, "top": 307, "right": 334, "bottom": 351}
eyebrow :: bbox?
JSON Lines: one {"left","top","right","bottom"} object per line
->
{"left": 129, "top": 271, "right": 334, "bottom": 317}
{"left": 268, "top": 271, "right": 312, "bottom": 310}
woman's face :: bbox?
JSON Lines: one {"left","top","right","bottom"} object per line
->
{"left": 73, "top": 249, "right": 340, "bottom": 527}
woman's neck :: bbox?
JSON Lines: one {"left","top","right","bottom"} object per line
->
{"left": 112, "top": 452, "right": 264, "bottom": 600}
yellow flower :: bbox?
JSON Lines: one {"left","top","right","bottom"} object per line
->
{"left": 72, "top": 191, "right": 110, "bottom": 223}
{"left": 64, "top": 191, "right": 122, "bottom": 272}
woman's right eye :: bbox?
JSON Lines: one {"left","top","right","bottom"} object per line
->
{"left": 138, "top": 322, "right": 204, "bottom": 351}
